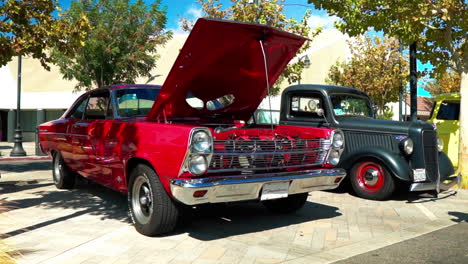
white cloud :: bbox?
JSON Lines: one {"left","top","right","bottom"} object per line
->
{"left": 307, "top": 14, "right": 340, "bottom": 29}
{"left": 187, "top": 7, "right": 202, "bottom": 19}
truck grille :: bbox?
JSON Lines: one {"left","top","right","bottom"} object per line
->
{"left": 422, "top": 130, "right": 439, "bottom": 182}
{"left": 208, "top": 138, "right": 330, "bottom": 173}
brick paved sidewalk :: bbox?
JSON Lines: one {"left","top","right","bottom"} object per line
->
{"left": 1, "top": 166, "right": 467, "bottom": 264}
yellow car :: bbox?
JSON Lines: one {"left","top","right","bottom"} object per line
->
{"left": 429, "top": 93, "right": 460, "bottom": 168}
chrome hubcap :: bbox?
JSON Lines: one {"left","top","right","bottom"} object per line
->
{"left": 364, "top": 168, "right": 379, "bottom": 186}
{"left": 132, "top": 175, "right": 153, "bottom": 225}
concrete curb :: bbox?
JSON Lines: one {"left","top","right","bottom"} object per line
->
{"left": 0, "top": 156, "right": 50, "bottom": 162}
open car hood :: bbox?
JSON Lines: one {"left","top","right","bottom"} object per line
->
{"left": 147, "top": 18, "right": 306, "bottom": 121}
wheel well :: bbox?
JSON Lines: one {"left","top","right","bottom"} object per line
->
{"left": 350, "top": 157, "right": 397, "bottom": 180}
{"left": 126, "top": 157, "right": 155, "bottom": 183}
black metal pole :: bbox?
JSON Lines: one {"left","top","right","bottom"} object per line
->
{"left": 10, "top": 55, "right": 26, "bottom": 156}
{"left": 399, "top": 42, "right": 403, "bottom": 122}
{"left": 409, "top": 42, "right": 418, "bottom": 122}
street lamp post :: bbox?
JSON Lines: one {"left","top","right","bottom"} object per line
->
{"left": 409, "top": 42, "right": 418, "bottom": 122}
{"left": 298, "top": 55, "right": 311, "bottom": 84}
{"left": 10, "top": 55, "right": 26, "bottom": 157}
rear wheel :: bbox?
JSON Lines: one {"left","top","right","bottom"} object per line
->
{"left": 52, "top": 152, "right": 75, "bottom": 189}
{"left": 262, "top": 193, "right": 308, "bottom": 214}
{"left": 350, "top": 160, "right": 395, "bottom": 200}
{"left": 128, "top": 164, "right": 180, "bottom": 236}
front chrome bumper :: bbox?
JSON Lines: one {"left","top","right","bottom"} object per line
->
{"left": 409, "top": 172, "right": 461, "bottom": 192}
{"left": 170, "top": 169, "right": 347, "bottom": 205}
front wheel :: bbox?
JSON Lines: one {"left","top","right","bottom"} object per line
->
{"left": 52, "top": 152, "right": 75, "bottom": 189}
{"left": 262, "top": 193, "right": 308, "bottom": 214}
{"left": 350, "top": 160, "right": 395, "bottom": 200}
{"left": 128, "top": 164, "right": 180, "bottom": 236}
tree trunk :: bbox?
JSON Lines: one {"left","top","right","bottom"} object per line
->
{"left": 459, "top": 70, "right": 468, "bottom": 188}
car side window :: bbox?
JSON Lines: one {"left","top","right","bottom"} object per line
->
{"left": 84, "top": 91, "right": 110, "bottom": 120}
{"left": 290, "top": 95, "right": 323, "bottom": 119}
{"left": 70, "top": 97, "right": 89, "bottom": 119}
{"left": 436, "top": 101, "right": 460, "bottom": 120}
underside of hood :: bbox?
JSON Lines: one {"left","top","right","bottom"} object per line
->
{"left": 147, "top": 18, "right": 306, "bottom": 121}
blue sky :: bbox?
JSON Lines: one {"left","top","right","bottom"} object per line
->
{"left": 57, "top": 0, "right": 432, "bottom": 96}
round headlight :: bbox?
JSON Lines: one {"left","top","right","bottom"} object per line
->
{"left": 328, "top": 150, "right": 340, "bottom": 166}
{"left": 189, "top": 155, "right": 207, "bottom": 175}
{"left": 437, "top": 137, "right": 444, "bottom": 152}
{"left": 332, "top": 132, "right": 344, "bottom": 148}
{"left": 402, "top": 138, "right": 414, "bottom": 155}
{"left": 192, "top": 131, "right": 211, "bottom": 153}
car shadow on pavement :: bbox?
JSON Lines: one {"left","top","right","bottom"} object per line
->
{"left": 0, "top": 161, "right": 51, "bottom": 173}
{"left": 0, "top": 180, "right": 52, "bottom": 195}
{"left": 1, "top": 180, "right": 130, "bottom": 239}
{"left": 180, "top": 198, "right": 341, "bottom": 241}
{"left": 2, "top": 178, "right": 341, "bottom": 240}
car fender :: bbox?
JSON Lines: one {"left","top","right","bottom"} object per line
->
{"left": 438, "top": 151, "right": 455, "bottom": 179}
{"left": 340, "top": 147, "right": 411, "bottom": 181}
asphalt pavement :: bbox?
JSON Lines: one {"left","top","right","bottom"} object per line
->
{"left": 334, "top": 222, "right": 468, "bottom": 264}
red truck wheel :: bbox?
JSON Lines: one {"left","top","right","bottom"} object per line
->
{"left": 52, "top": 152, "right": 75, "bottom": 189}
{"left": 128, "top": 164, "right": 180, "bottom": 236}
{"left": 350, "top": 160, "right": 395, "bottom": 200}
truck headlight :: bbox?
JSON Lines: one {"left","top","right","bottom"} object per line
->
{"left": 401, "top": 138, "right": 413, "bottom": 155}
{"left": 437, "top": 137, "right": 444, "bottom": 152}
{"left": 189, "top": 155, "right": 208, "bottom": 175}
{"left": 191, "top": 130, "right": 212, "bottom": 153}
{"left": 332, "top": 131, "right": 344, "bottom": 149}
{"left": 328, "top": 150, "right": 340, "bottom": 165}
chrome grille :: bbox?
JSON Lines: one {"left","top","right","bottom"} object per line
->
{"left": 209, "top": 138, "right": 331, "bottom": 173}
{"left": 422, "top": 130, "right": 439, "bottom": 182}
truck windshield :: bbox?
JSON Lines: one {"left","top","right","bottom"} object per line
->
{"left": 116, "top": 88, "right": 160, "bottom": 117}
{"left": 330, "top": 94, "right": 372, "bottom": 118}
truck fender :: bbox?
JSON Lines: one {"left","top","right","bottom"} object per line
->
{"left": 340, "top": 147, "right": 411, "bottom": 182}
{"left": 438, "top": 151, "right": 455, "bottom": 179}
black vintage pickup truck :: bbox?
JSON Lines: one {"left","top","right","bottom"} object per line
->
{"left": 279, "top": 84, "right": 460, "bottom": 200}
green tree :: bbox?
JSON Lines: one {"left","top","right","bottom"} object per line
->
{"left": 51, "top": 0, "right": 172, "bottom": 91}
{"left": 326, "top": 35, "right": 409, "bottom": 117}
{"left": 181, "top": 0, "right": 321, "bottom": 95}
{"left": 308, "top": 0, "right": 468, "bottom": 187}
{"left": 0, "top": 0, "right": 88, "bottom": 69}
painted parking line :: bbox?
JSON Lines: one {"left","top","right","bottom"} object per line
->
{"left": 414, "top": 203, "right": 438, "bottom": 221}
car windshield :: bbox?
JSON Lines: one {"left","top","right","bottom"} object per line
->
{"left": 116, "top": 88, "right": 159, "bottom": 117}
{"left": 330, "top": 94, "right": 372, "bottom": 118}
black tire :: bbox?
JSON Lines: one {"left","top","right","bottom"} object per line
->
{"left": 52, "top": 151, "right": 75, "bottom": 189}
{"left": 350, "top": 160, "right": 395, "bottom": 200}
{"left": 262, "top": 193, "right": 308, "bottom": 214}
{"left": 128, "top": 164, "right": 180, "bottom": 236}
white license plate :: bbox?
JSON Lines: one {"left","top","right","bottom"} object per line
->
{"left": 413, "top": 169, "right": 427, "bottom": 182}
{"left": 260, "top": 182, "right": 289, "bottom": 201}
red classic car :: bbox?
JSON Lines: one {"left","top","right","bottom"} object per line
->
{"left": 39, "top": 18, "right": 346, "bottom": 236}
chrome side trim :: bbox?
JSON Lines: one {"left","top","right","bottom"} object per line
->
{"left": 170, "top": 168, "right": 346, "bottom": 205}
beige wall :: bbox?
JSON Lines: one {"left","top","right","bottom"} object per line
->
{"left": 300, "top": 29, "right": 350, "bottom": 85}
